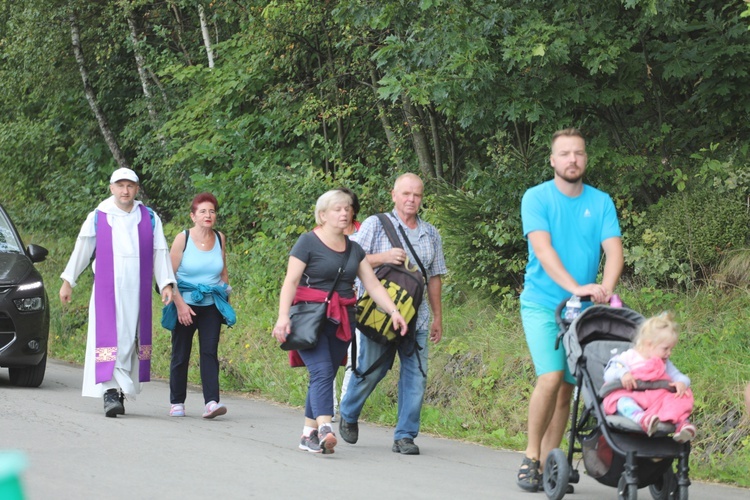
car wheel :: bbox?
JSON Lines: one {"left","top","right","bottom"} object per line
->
{"left": 9, "top": 352, "right": 47, "bottom": 387}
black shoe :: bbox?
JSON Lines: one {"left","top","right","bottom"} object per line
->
{"left": 103, "top": 389, "right": 124, "bottom": 418}
{"left": 119, "top": 391, "right": 126, "bottom": 415}
{"left": 392, "top": 438, "right": 420, "bottom": 455}
{"left": 339, "top": 418, "right": 359, "bottom": 444}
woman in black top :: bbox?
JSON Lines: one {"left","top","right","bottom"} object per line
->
{"left": 272, "top": 190, "right": 407, "bottom": 455}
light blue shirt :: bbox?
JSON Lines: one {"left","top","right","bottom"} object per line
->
{"left": 176, "top": 236, "right": 223, "bottom": 306}
{"left": 520, "top": 180, "right": 620, "bottom": 310}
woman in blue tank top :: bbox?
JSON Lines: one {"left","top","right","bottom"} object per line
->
{"left": 168, "top": 192, "right": 231, "bottom": 419}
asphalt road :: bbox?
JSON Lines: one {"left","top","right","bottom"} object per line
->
{"left": 1, "top": 360, "right": 747, "bottom": 500}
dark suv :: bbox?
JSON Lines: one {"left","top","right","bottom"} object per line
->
{"left": 0, "top": 204, "right": 49, "bottom": 387}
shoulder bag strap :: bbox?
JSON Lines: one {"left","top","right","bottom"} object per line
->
{"left": 375, "top": 213, "right": 402, "bottom": 249}
{"left": 375, "top": 213, "right": 427, "bottom": 281}
{"left": 325, "top": 237, "right": 351, "bottom": 303}
{"left": 397, "top": 225, "right": 427, "bottom": 281}
{"left": 213, "top": 229, "right": 223, "bottom": 249}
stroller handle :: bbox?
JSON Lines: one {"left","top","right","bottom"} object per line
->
{"left": 554, "top": 295, "right": 592, "bottom": 322}
{"left": 554, "top": 295, "right": 592, "bottom": 350}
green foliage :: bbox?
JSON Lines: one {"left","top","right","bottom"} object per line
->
{"left": 8, "top": 0, "right": 750, "bottom": 488}
{"left": 432, "top": 131, "right": 550, "bottom": 296}
{"left": 631, "top": 188, "right": 750, "bottom": 284}
{"left": 433, "top": 185, "right": 525, "bottom": 295}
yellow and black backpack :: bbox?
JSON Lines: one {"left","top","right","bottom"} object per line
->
{"left": 354, "top": 213, "right": 427, "bottom": 378}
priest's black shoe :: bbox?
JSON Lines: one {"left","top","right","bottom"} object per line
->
{"left": 104, "top": 388, "right": 125, "bottom": 417}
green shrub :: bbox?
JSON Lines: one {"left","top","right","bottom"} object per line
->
{"left": 627, "top": 188, "right": 750, "bottom": 286}
{"left": 431, "top": 133, "right": 549, "bottom": 297}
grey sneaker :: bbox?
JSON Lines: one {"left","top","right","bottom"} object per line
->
{"left": 103, "top": 389, "right": 124, "bottom": 418}
{"left": 392, "top": 438, "right": 420, "bottom": 455}
{"left": 339, "top": 418, "right": 359, "bottom": 444}
{"left": 299, "top": 430, "right": 322, "bottom": 453}
{"left": 318, "top": 425, "right": 337, "bottom": 455}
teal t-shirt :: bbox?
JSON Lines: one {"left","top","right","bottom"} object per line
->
{"left": 520, "top": 180, "right": 621, "bottom": 310}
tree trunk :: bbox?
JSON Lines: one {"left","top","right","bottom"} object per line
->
{"left": 325, "top": 40, "right": 344, "bottom": 163}
{"left": 198, "top": 4, "right": 215, "bottom": 68}
{"left": 69, "top": 12, "right": 130, "bottom": 170}
{"left": 315, "top": 54, "right": 331, "bottom": 174}
{"left": 370, "top": 68, "right": 398, "bottom": 151}
{"left": 170, "top": 3, "right": 193, "bottom": 65}
{"left": 428, "top": 106, "right": 443, "bottom": 179}
{"left": 127, "top": 13, "right": 157, "bottom": 122}
{"left": 402, "top": 94, "right": 434, "bottom": 178}
{"left": 147, "top": 68, "right": 171, "bottom": 111}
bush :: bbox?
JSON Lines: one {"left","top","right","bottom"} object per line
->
{"left": 626, "top": 188, "right": 750, "bottom": 286}
{"left": 431, "top": 133, "right": 549, "bottom": 297}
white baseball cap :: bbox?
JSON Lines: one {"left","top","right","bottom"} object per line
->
{"left": 110, "top": 167, "right": 139, "bottom": 184}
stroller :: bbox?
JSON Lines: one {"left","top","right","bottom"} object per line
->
{"left": 541, "top": 300, "right": 691, "bottom": 500}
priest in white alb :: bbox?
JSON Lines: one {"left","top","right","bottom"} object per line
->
{"left": 60, "top": 167, "right": 176, "bottom": 417}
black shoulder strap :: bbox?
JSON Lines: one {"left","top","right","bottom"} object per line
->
{"left": 184, "top": 229, "right": 223, "bottom": 251}
{"left": 325, "top": 237, "right": 351, "bottom": 302}
{"left": 375, "top": 213, "right": 403, "bottom": 250}
{"left": 397, "top": 225, "right": 427, "bottom": 281}
{"left": 375, "top": 213, "right": 427, "bottom": 280}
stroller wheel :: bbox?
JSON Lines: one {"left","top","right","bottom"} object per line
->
{"left": 618, "top": 474, "right": 638, "bottom": 500}
{"left": 648, "top": 468, "right": 676, "bottom": 500}
{"left": 676, "top": 485, "right": 689, "bottom": 500}
{"left": 543, "top": 448, "right": 570, "bottom": 500}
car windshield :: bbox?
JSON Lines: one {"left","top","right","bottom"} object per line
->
{"left": 0, "top": 214, "right": 22, "bottom": 253}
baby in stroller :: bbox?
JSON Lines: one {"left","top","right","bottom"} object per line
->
{"left": 601, "top": 312, "right": 697, "bottom": 443}
{"left": 541, "top": 303, "right": 693, "bottom": 499}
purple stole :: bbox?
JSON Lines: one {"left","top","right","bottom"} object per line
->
{"left": 94, "top": 204, "right": 154, "bottom": 384}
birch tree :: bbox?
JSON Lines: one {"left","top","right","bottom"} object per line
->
{"left": 198, "top": 3, "right": 215, "bottom": 68}
{"left": 69, "top": 10, "right": 130, "bottom": 170}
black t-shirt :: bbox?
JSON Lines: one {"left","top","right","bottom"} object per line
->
{"left": 290, "top": 231, "right": 366, "bottom": 299}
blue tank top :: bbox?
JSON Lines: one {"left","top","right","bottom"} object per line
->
{"left": 176, "top": 234, "right": 224, "bottom": 306}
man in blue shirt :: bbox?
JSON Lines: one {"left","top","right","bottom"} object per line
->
{"left": 517, "top": 129, "right": 623, "bottom": 492}
{"left": 339, "top": 173, "right": 447, "bottom": 455}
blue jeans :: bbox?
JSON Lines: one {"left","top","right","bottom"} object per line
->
{"left": 340, "top": 329, "right": 428, "bottom": 440}
{"left": 297, "top": 319, "right": 351, "bottom": 420}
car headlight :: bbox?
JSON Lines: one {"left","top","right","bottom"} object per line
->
{"left": 14, "top": 297, "right": 45, "bottom": 311}
{"left": 18, "top": 281, "right": 43, "bottom": 292}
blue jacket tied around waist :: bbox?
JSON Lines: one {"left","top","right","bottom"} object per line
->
{"left": 161, "top": 281, "right": 236, "bottom": 330}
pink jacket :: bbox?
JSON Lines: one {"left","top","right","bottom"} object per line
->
{"left": 602, "top": 356, "right": 694, "bottom": 424}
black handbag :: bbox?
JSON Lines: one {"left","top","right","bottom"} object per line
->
{"left": 280, "top": 239, "right": 351, "bottom": 351}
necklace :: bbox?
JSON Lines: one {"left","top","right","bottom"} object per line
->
{"left": 192, "top": 230, "right": 212, "bottom": 247}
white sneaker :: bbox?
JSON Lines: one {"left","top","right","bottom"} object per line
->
{"left": 202, "top": 401, "right": 227, "bottom": 419}
{"left": 170, "top": 404, "right": 186, "bottom": 417}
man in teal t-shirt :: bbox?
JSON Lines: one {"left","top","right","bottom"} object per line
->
{"left": 516, "top": 128, "right": 624, "bottom": 493}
